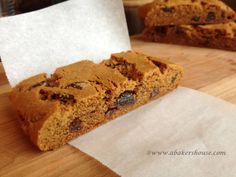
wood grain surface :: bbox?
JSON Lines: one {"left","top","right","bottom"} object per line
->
{"left": 0, "top": 38, "right": 236, "bottom": 177}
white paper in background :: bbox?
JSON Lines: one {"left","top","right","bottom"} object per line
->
{"left": 0, "top": 0, "right": 130, "bottom": 86}
{"left": 70, "top": 87, "right": 236, "bottom": 177}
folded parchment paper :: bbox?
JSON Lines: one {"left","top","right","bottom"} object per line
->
{"left": 70, "top": 87, "right": 236, "bottom": 177}
{"left": 0, "top": 1, "right": 236, "bottom": 177}
{"left": 0, "top": 0, "right": 130, "bottom": 86}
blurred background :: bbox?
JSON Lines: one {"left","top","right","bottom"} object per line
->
{"left": 0, "top": 0, "right": 236, "bottom": 35}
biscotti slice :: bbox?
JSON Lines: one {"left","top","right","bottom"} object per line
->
{"left": 143, "top": 22, "right": 236, "bottom": 51}
{"left": 10, "top": 51, "right": 184, "bottom": 151}
{"left": 145, "top": 0, "right": 236, "bottom": 26}
{"left": 102, "top": 51, "right": 184, "bottom": 118}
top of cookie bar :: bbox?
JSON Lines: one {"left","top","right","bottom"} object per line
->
{"left": 103, "top": 51, "right": 183, "bottom": 82}
{"left": 11, "top": 60, "right": 137, "bottom": 102}
{"left": 152, "top": 0, "right": 233, "bottom": 10}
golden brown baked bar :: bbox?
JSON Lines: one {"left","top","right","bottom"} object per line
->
{"left": 145, "top": 0, "right": 236, "bottom": 26}
{"left": 143, "top": 22, "right": 236, "bottom": 51}
{"left": 10, "top": 51, "right": 184, "bottom": 151}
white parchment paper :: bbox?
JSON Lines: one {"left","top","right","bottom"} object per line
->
{"left": 70, "top": 87, "right": 236, "bottom": 177}
{"left": 0, "top": 0, "right": 130, "bottom": 86}
{"left": 1, "top": 1, "right": 236, "bottom": 177}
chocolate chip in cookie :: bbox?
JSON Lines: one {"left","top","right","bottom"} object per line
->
{"left": 69, "top": 118, "right": 81, "bottom": 133}
{"left": 105, "top": 107, "right": 117, "bottom": 119}
{"left": 191, "top": 16, "right": 200, "bottom": 22}
{"left": 39, "top": 89, "right": 49, "bottom": 100}
{"left": 206, "top": 12, "right": 216, "bottom": 22}
{"left": 161, "top": 7, "right": 175, "bottom": 13}
{"left": 51, "top": 93, "right": 76, "bottom": 104}
{"left": 150, "top": 88, "right": 160, "bottom": 98}
{"left": 117, "top": 91, "right": 136, "bottom": 107}
{"left": 171, "top": 74, "right": 178, "bottom": 83}
{"left": 66, "top": 82, "right": 87, "bottom": 90}
{"left": 29, "top": 80, "right": 47, "bottom": 91}
{"left": 176, "top": 27, "right": 184, "bottom": 35}
{"left": 155, "top": 27, "right": 167, "bottom": 35}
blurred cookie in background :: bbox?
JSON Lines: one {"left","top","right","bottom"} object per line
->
{"left": 142, "top": 0, "right": 236, "bottom": 51}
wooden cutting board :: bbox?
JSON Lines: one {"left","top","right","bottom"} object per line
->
{"left": 0, "top": 38, "right": 236, "bottom": 177}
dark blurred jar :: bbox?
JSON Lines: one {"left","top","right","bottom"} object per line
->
{"left": 0, "top": 0, "right": 66, "bottom": 16}
{"left": 0, "top": 0, "right": 17, "bottom": 16}
{"left": 123, "top": 0, "right": 153, "bottom": 35}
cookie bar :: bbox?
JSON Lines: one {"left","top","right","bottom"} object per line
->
{"left": 143, "top": 22, "right": 236, "bottom": 51}
{"left": 145, "top": 0, "right": 236, "bottom": 26}
{"left": 10, "top": 51, "right": 184, "bottom": 151}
